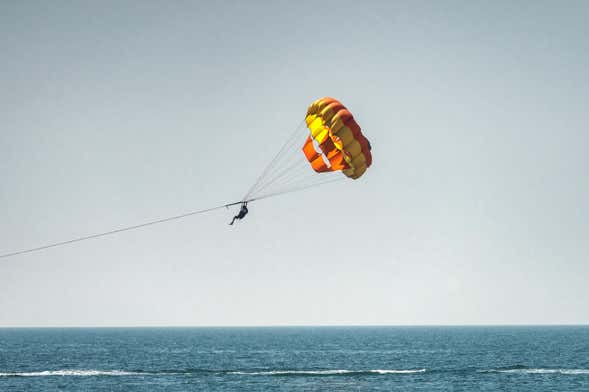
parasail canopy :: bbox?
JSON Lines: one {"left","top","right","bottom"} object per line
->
{"left": 243, "top": 97, "right": 373, "bottom": 202}
{"left": 303, "top": 97, "right": 372, "bottom": 179}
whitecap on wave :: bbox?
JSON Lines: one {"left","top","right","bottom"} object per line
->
{"left": 228, "top": 369, "right": 426, "bottom": 376}
{"left": 0, "top": 368, "right": 429, "bottom": 377}
{"left": 0, "top": 370, "right": 142, "bottom": 377}
{"left": 483, "top": 368, "right": 589, "bottom": 375}
{"left": 371, "top": 369, "right": 426, "bottom": 374}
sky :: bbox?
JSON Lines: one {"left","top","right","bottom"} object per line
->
{"left": 1, "top": 0, "right": 588, "bottom": 327}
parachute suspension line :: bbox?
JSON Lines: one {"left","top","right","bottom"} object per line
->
{"left": 243, "top": 119, "right": 306, "bottom": 201}
{"left": 246, "top": 137, "right": 311, "bottom": 196}
{"left": 248, "top": 150, "right": 343, "bottom": 199}
{"left": 247, "top": 158, "right": 309, "bottom": 197}
{"left": 251, "top": 159, "right": 326, "bottom": 196}
{"left": 249, "top": 139, "right": 344, "bottom": 199}
{"left": 243, "top": 124, "right": 307, "bottom": 201}
{"left": 241, "top": 112, "right": 349, "bottom": 203}
{"left": 0, "top": 201, "right": 243, "bottom": 259}
{"left": 262, "top": 169, "right": 341, "bottom": 197}
{"left": 249, "top": 176, "right": 345, "bottom": 203}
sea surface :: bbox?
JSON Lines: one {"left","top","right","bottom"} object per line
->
{"left": 1, "top": 326, "right": 588, "bottom": 391}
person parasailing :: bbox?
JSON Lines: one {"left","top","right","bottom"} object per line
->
{"left": 229, "top": 202, "right": 249, "bottom": 225}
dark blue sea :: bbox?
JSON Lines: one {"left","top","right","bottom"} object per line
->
{"left": 1, "top": 326, "right": 588, "bottom": 391}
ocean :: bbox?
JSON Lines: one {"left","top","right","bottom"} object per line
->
{"left": 1, "top": 326, "right": 588, "bottom": 391}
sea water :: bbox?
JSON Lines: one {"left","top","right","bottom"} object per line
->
{"left": 1, "top": 326, "right": 588, "bottom": 391}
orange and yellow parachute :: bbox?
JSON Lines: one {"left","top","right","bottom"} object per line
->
{"left": 243, "top": 97, "right": 372, "bottom": 202}
{"left": 302, "top": 97, "right": 372, "bottom": 179}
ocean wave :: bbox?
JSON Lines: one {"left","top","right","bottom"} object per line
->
{"left": 0, "top": 368, "right": 426, "bottom": 378}
{"left": 0, "top": 370, "right": 144, "bottom": 377}
{"left": 3, "top": 366, "right": 586, "bottom": 378}
{"left": 228, "top": 369, "right": 427, "bottom": 376}
{"left": 372, "top": 369, "right": 427, "bottom": 374}
{"left": 481, "top": 368, "right": 589, "bottom": 375}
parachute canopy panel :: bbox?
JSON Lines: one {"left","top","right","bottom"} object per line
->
{"left": 303, "top": 97, "right": 372, "bottom": 180}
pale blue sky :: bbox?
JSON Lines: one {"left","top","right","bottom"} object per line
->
{"left": 1, "top": 1, "right": 588, "bottom": 326}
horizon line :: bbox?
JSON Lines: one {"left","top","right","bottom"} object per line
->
{"left": 1, "top": 323, "right": 588, "bottom": 329}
